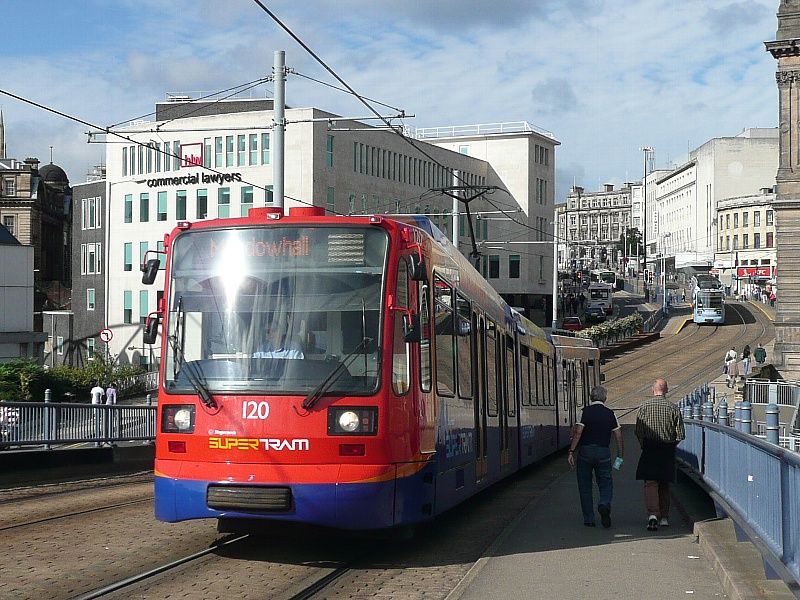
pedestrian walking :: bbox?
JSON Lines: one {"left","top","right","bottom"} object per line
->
{"left": 567, "top": 386, "right": 624, "bottom": 528}
{"left": 754, "top": 343, "right": 767, "bottom": 365}
{"left": 90, "top": 382, "right": 105, "bottom": 405}
{"left": 105, "top": 382, "right": 117, "bottom": 405}
{"left": 635, "top": 378, "right": 685, "bottom": 531}
{"left": 724, "top": 347, "right": 736, "bottom": 388}
{"left": 769, "top": 291, "right": 776, "bottom": 307}
{"left": 578, "top": 292, "right": 586, "bottom": 310}
{"left": 741, "top": 345, "right": 751, "bottom": 377}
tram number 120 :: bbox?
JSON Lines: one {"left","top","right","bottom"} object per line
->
{"left": 242, "top": 401, "right": 270, "bottom": 420}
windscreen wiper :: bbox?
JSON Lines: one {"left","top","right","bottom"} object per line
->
{"left": 168, "top": 296, "right": 217, "bottom": 410}
{"left": 302, "top": 337, "right": 373, "bottom": 410}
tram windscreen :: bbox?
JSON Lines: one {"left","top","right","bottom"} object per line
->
{"left": 163, "top": 226, "right": 388, "bottom": 395}
{"left": 696, "top": 291, "right": 723, "bottom": 309}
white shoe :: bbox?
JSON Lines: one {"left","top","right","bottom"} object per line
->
{"left": 659, "top": 517, "right": 669, "bottom": 527}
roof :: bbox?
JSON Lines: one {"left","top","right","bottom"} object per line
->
{"left": 38, "top": 162, "right": 69, "bottom": 184}
{"left": 0, "top": 224, "right": 20, "bottom": 245}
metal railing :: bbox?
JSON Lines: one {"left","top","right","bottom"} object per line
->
{"left": 414, "top": 121, "right": 556, "bottom": 140}
{"left": 0, "top": 396, "right": 156, "bottom": 448}
{"left": 745, "top": 379, "right": 800, "bottom": 406}
{"left": 117, "top": 370, "right": 159, "bottom": 397}
{"left": 677, "top": 384, "right": 800, "bottom": 588}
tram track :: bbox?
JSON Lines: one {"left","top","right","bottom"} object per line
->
{"left": 0, "top": 497, "right": 153, "bottom": 532}
{"left": 606, "top": 302, "right": 771, "bottom": 421}
{"left": 0, "top": 471, "right": 153, "bottom": 505}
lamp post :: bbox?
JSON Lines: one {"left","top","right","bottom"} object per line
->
{"left": 661, "top": 232, "right": 672, "bottom": 315}
{"left": 640, "top": 146, "right": 653, "bottom": 276}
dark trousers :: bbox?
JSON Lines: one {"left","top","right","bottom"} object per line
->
{"left": 576, "top": 445, "right": 613, "bottom": 524}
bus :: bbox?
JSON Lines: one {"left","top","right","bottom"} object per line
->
{"left": 590, "top": 269, "right": 616, "bottom": 287}
{"left": 587, "top": 282, "right": 614, "bottom": 315}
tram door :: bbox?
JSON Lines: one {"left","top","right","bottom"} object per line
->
{"left": 566, "top": 361, "right": 579, "bottom": 426}
{"left": 474, "top": 313, "right": 488, "bottom": 481}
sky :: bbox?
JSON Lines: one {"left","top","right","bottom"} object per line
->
{"left": 0, "top": 0, "right": 781, "bottom": 201}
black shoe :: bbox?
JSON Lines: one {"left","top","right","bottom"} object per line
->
{"left": 647, "top": 515, "right": 658, "bottom": 531}
{"left": 598, "top": 504, "right": 611, "bottom": 528}
{"left": 584, "top": 522, "right": 596, "bottom": 527}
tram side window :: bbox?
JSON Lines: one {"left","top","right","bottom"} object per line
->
{"left": 547, "top": 356, "right": 555, "bottom": 406}
{"left": 521, "top": 346, "right": 531, "bottom": 406}
{"left": 486, "top": 320, "right": 498, "bottom": 416}
{"left": 505, "top": 336, "right": 516, "bottom": 417}
{"left": 456, "top": 293, "right": 473, "bottom": 399}
{"left": 419, "top": 283, "right": 432, "bottom": 393}
{"left": 534, "top": 351, "right": 544, "bottom": 406}
{"left": 434, "top": 275, "right": 455, "bottom": 397}
{"left": 392, "top": 258, "right": 411, "bottom": 396}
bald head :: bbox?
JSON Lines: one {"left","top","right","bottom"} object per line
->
{"left": 652, "top": 378, "right": 668, "bottom": 396}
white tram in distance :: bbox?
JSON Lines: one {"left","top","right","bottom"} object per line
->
{"left": 690, "top": 274, "right": 725, "bottom": 324}
{"left": 590, "top": 269, "right": 616, "bottom": 287}
{"left": 587, "top": 282, "right": 614, "bottom": 315}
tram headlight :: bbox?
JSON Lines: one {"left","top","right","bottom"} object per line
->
{"left": 328, "top": 407, "right": 378, "bottom": 436}
{"left": 161, "top": 404, "right": 195, "bottom": 433}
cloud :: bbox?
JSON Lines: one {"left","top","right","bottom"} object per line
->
{"left": 706, "top": 1, "right": 771, "bottom": 36}
{"left": 531, "top": 78, "right": 579, "bottom": 116}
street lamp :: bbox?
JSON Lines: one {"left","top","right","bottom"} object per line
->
{"left": 661, "top": 232, "right": 672, "bottom": 315}
{"left": 640, "top": 146, "right": 653, "bottom": 275}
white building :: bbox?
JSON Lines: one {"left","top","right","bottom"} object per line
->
{"left": 104, "top": 99, "right": 558, "bottom": 364}
{"left": 647, "top": 128, "right": 778, "bottom": 275}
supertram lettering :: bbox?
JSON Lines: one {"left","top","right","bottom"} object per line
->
{"left": 208, "top": 437, "right": 310, "bottom": 451}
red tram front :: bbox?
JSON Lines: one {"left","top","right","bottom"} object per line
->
{"left": 153, "top": 207, "right": 437, "bottom": 529}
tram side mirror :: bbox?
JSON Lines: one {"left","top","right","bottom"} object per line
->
{"left": 141, "top": 258, "right": 160, "bottom": 285}
{"left": 143, "top": 314, "right": 160, "bottom": 345}
{"left": 403, "top": 313, "right": 421, "bottom": 343}
{"left": 409, "top": 253, "right": 427, "bottom": 281}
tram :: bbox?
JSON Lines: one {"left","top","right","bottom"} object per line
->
{"left": 143, "top": 207, "right": 601, "bottom": 530}
{"left": 587, "top": 282, "right": 614, "bottom": 315}
{"left": 690, "top": 275, "right": 725, "bottom": 324}
{"left": 590, "top": 269, "right": 616, "bottom": 287}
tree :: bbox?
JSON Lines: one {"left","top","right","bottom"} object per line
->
{"left": 615, "top": 228, "right": 644, "bottom": 260}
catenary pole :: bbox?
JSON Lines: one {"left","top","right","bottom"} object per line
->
{"left": 452, "top": 169, "right": 460, "bottom": 247}
{"left": 273, "top": 50, "right": 286, "bottom": 210}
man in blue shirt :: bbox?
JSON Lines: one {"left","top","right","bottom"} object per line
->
{"left": 253, "top": 322, "right": 304, "bottom": 359}
{"left": 567, "top": 386, "right": 625, "bottom": 528}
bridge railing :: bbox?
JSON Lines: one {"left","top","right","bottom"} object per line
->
{"left": 0, "top": 395, "right": 156, "bottom": 448}
{"left": 117, "top": 370, "right": 159, "bottom": 397}
{"left": 677, "top": 384, "right": 800, "bottom": 588}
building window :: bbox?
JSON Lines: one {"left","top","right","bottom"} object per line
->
{"left": 767, "top": 210, "right": 774, "bottom": 226}
{"left": 138, "top": 144, "right": 144, "bottom": 175}
{"left": 249, "top": 134, "right": 258, "bottom": 165}
{"left": 176, "top": 190, "right": 187, "bottom": 220}
{"left": 459, "top": 145, "right": 469, "bottom": 155}
{"left": 509, "top": 255, "right": 521, "bottom": 279}
{"left": 146, "top": 144, "right": 153, "bottom": 173}
{"left": 734, "top": 213, "right": 739, "bottom": 228}
{"left": 240, "top": 186, "right": 253, "bottom": 216}
{"left": 157, "top": 240, "right": 165, "bottom": 270}
{"left": 203, "top": 137, "right": 212, "bottom": 168}
{"left": 2, "top": 215, "right": 14, "bottom": 237}
{"left": 326, "top": 135, "right": 334, "bottom": 167}
{"left": 225, "top": 135, "right": 234, "bottom": 167}
{"left": 87, "top": 288, "right": 96, "bottom": 311}
{"left": 123, "top": 242, "right": 133, "bottom": 272}
{"left": 140, "top": 193, "right": 149, "bottom": 222}
{"left": 265, "top": 185, "right": 273, "bottom": 204}
{"left": 139, "top": 241, "right": 149, "bottom": 268}
{"left": 139, "top": 290, "right": 148, "bottom": 325}
{"left": 767, "top": 232, "right": 774, "bottom": 247}
{"left": 261, "top": 133, "right": 270, "bottom": 164}
{"left": 754, "top": 211, "right": 761, "bottom": 227}
{"left": 326, "top": 186, "right": 335, "bottom": 214}
{"left": 130, "top": 145, "right": 137, "bottom": 174}
{"left": 124, "top": 290, "right": 133, "bottom": 324}
{"left": 743, "top": 234, "right": 749, "bottom": 249}
{"left": 173, "top": 140, "right": 180, "bottom": 171}
{"left": 197, "top": 189, "right": 208, "bottom": 219}
{"left": 124, "top": 194, "right": 133, "bottom": 223}
{"left": 214, "top": 137, "right": 223, "bottom": 168}
{"left": 754, "top": 233, "right": 761, "bottom": 249}
{"left": 157, "top": 191, "right": 167, "bottom": 221}
{"left": 733, "top": 235, "right": 739, "bottom": 250}
{"left": 743, "top": 212, "right": 749, "bottom": 227}
{"left": 87, "top": 338, "right": 95, "bottom": 360}
{"left": 57, "top": 336, "right": 64, "bottom": 356}
{"left": 122, "top": 147, "right": 128, "bottom": 176}
{"left": 218, "top": 187, "right": 230, "bottom": 218}
{"left": 488, "top": 255, "right": 500, "bottom": 279}
{"left": 237, "top": 134, "right": 246, "bottom": 166}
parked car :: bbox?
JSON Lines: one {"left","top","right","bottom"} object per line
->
{"left": 584, "top": 304, "right": 606, "bottom": 323}
{"left": 561, "top": 316, "right": 584, "bottom": 331}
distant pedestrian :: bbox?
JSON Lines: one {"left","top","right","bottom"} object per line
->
{"left": 754, "top": 343, "right": 767, "bottom": 365}
{"left": 724, "top": 347, "right": 737, "bottom": 388}
{"left": 681, "top": 291, "right": 686, "bottom": 303}
{"left": 105, "top": 382, "right": 117, "bottom": 405}
{"left": 578, "top": 292, "right": 586, "bottom": 310}
{"left": 769, "top": 291, "right": 776, "bottom": 307}
{"left": 567, "top": 386, "right": 624, "bottom": 528}
{"left": 635, "top": 378, "right": 685, "bottom": 531}
{"left": 90, "top": 382, "right": 105, "bottom": 405}
{"left": 741, "top": 345, "right": 751, "bottom": 377}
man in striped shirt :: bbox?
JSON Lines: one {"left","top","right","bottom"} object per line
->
{"left": 635, "top": 378, "right": 685, "bottom": 531}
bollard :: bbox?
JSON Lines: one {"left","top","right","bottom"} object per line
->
{"left": 741, "top": 400, "right": 752, "bottom": 435}
{"left": 692, "top": 403, "right": 701, "bottom": 419}
{"left": 718, "top": 398, "right": 728, "bottom": 426}
{"left": 734, "top": 401, "right": 742, "bottom": 431}
{"left": 703, "top": 400, "right": 714, "bottom": 421}
{"left": 765, "top": 402, "right": 780, "bottom": 445}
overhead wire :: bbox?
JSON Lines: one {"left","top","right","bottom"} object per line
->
{"left": 292, "top": 71, "right": 404, "bottom": 113}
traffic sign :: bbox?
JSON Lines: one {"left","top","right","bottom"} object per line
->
{"left": 100, "top": 328, "right": 113, "bottom": 343}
